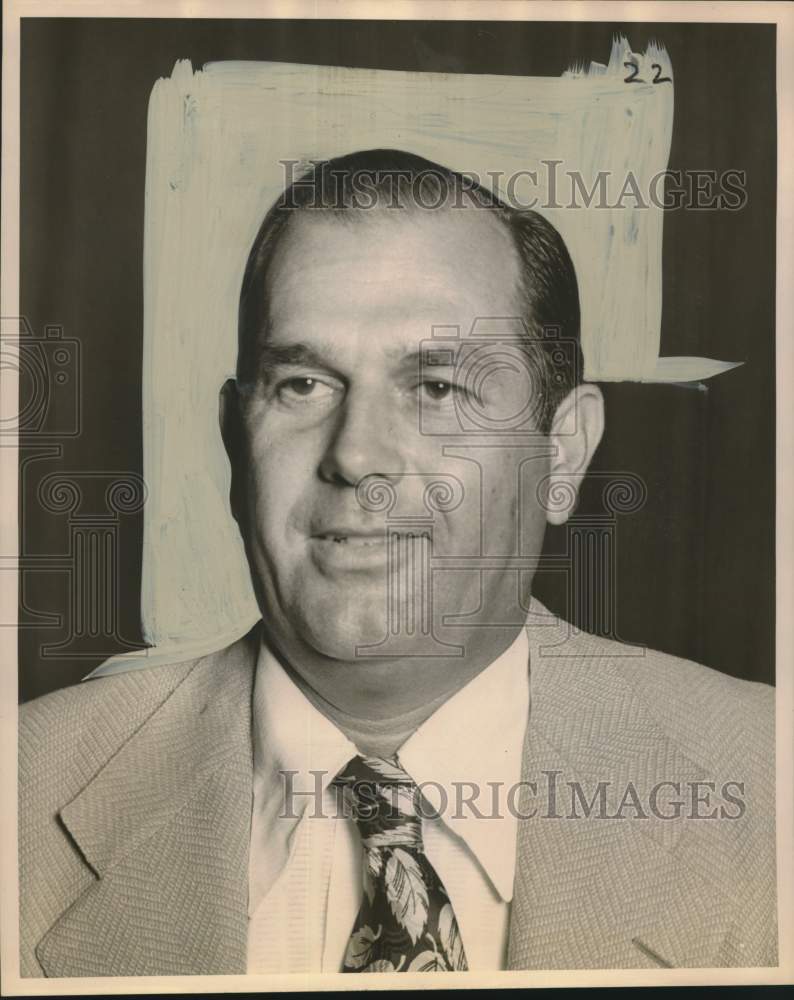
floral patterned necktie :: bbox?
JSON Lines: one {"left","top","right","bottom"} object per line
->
{"left": 332, "top": 754, "right": 468, "bottom": 973}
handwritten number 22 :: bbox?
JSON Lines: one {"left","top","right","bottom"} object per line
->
{"left": 623, "top": 60, "right": 672, "bottom": 84}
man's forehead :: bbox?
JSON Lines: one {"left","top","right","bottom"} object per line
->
{"left": 259, "top": 211, "right": 525, "bottom": 367}
{"left": 266, "top": 205, "right": 522, "bottom": 303}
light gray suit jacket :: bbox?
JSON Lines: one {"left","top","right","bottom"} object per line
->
{"left": 18, "top": 603, "right": 777, "bottom": 976}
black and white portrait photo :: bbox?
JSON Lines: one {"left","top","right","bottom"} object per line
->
{"left": 2, "top": 2, "right": 792, "bottom": 992}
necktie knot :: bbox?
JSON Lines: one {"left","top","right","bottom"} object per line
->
{"left": 333, "top": 754, "right": 421, "bottom": 850}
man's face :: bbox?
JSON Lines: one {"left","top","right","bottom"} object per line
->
{"left": 227, "top": 207, "right": 554, "bottom": 664}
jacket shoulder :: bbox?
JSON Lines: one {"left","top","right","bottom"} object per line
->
{"left": 20, "top": 660, "right": 198, "bottom": 793}
{"left": 532, "top": 623, "right": 776, "bottom": 867}
{"left": 591, "top": 632, "right": 773, "bottom": 774}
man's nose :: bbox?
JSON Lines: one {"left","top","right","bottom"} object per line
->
{"left": 318, "top": 387, "right": 406, "bottom": 486}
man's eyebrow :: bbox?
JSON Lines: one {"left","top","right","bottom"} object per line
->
{"left": 256, "top": 342, "right": 333, "bottom": 370}
{"left": 396, "top": 348, "right": 457, "bottom": 369}
{"left": 392, "top": 348, "right": 424, "bottom": 370}
{"left": 407, "top": 348, "right": 465, "bottom": 372}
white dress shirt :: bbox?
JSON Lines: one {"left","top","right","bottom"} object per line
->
{"left": 246, "top": 627, "right": 530, "bottom": 973}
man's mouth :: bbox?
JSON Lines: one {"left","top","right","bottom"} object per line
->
{"left": 314, "top": 532, "right": 386, "bottom": 547}
{"left": 308, "top": 529, "right": 389, "bottom": 572}
{"left": 308, "top": 527, "right": 430, "bottom": 571}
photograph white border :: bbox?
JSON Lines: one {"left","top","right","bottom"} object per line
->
{"left": 1, "top": 1, "right": 791, "bottom": 992}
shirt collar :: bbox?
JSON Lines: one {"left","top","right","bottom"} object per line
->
{"left": 252, "top": 642, "right": 356, "bottom": 786}
{"left": 397, "top": 626, "right": 529, "bottom": 903}
{"left": 249, "top": 644, "right": 356, "bottom": 914}
{"left": 250, "top": 625, "right": 529, "bottom": 910}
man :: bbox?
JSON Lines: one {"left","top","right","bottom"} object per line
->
{"left": 19, "top": 150, "right": 777, "bottom": 976}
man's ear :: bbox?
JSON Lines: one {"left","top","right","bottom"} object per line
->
{"left": 219, "top": 378, "right": 243, "bottom": 522}
{"left": 219, "top": 378, "right": 239, "bottom": 455}
{"left": 544, "top": 383, "right": 605, "bottom": 526}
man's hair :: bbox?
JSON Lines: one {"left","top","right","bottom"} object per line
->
{"left": 238, "top": 148, "right": 583, "bottom": 432}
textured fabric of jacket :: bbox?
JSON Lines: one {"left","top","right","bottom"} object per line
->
{"left": 18, "top": 601, "right": 777, "bottom": 976}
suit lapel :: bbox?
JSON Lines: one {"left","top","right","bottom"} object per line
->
{"left": 36, "top": 627, "right": 259, "bottom": 977}
{"left": 507, "top": 604, "right": 733, "bottom": 969}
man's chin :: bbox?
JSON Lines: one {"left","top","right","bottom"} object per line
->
{"left": 291, "top": 597, "right": 392, "bottom": 661}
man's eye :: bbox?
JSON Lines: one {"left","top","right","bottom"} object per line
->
{"left": 421, "top": 380, "right": 457, "bottom": 401}
{"left": 277, "top": 376, "right": 337, "bottom": 404}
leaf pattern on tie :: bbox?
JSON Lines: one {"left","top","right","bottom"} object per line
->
{"left": 363, "top": 868, "right": 375, "bottom": 906}
{"left": 362, "top": 824, "right": 421, "bottom": 849}
{"left": 344, "top": 924, "right": 382, "bottom": 970}
{"left": 385, "top": 847, "right": 430, "bottom": 944}
{"left": 377, "top": 782, "right": 419, "bottom": 816}
{"left": 366, "top": 959, "right": 400, "bottom": 972}
{"left": 367, "top": 847, "right": 383, "bottom": 879}
{"left": 362, "top": 756, "right": 413, "bottom": 782}
{"left": 408, "top": 949, "right": 448, "bottom": 972}
{"left": 438, "top": 903, "right": 467, "bottom": 971}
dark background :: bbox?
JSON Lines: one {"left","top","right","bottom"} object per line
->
{"left": 18, "top": 19, "right": 776, "bottom": 701}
